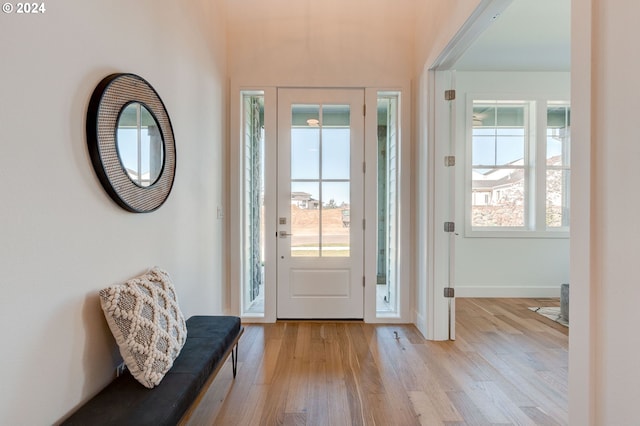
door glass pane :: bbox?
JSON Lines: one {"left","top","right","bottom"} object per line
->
{"left": 322, "top": 128, "right": 350, "bottom": 179}
{"left": 291, "top": 181, "right": 319, "bottom": 257}
{"left": 322, "top": 104, "right": 350, "bottom": 126}
{"left": 292, "top": 104, "right": 320, "bottom": 125}
{"left": 322, "top": 105, "right": 350, "bottom": 180}
{"left": 291, "top": 105, "right": 320, "bottom": 179}
{"left": 291, "top": 128, "right": 319, "bottom": 179}
{"left": 321, "top": 182, "right": 350, "bottom": 257}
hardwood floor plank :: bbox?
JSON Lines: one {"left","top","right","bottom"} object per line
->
{"left": 218, "top": 383, "right": 270, "bottom": 426}
{"left": 425, "top": 345, "right": 517, "bottom": 424}
{"left": 283, "top": 412, "right": 307, "bottom": 426}
{"left": 520, "top": 405, "right": 563, "bottom": 426}
{"left": 364, "top": 392, "right": 395, "bottom": 426}
{"left": 284, "top": 323, "right": 312, "bottom": 414}
{"left": 267, "top": 323, "right": 306, "bottom": 425}
{"left": 372, "top": 329, "right": 425, "bottom": 425}
{"left": 379, "top": 330, "right": 427, "bottom": 392}
{"left": 480, "top": 350, "right": 567, "bottom": 422}
{"left": 189, "top": 299, "right": 568, "bottom": 426}
{"left": 337, "top": 324, "right": 371, "bottom": 426}
{"left": 384, "top": 335, "right": 466, "bottom": 423}
{"left": 445, "top": 390, "right": 492, "bottom": 426}
{"left": 408, "top": 390, "right": 442, "bottom": 425}
{"left": 325, "top": 325, "right": 354, "bottom": 426}
{"left": 471, "top": 381, "right": 537, "bottom": 425}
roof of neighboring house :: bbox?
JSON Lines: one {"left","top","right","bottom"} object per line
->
{"left": 291, "top": 192, "right": 312, "bottom": 200}
{"left": 472, "top": 168, "right": 525, "bottom": 189}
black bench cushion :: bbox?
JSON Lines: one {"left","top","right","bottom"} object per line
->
{"left": 61, "top": 316, "right": 241, "bottom": 426}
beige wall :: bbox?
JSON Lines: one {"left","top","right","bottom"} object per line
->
{"left": 226, "top": 0, "right": 416, "bottom": 87}
{"left": 413, "top": 0, "right": 482, "bottom": 77}
{"left": 0, "top": 0, "right": 227, "bottom": 423}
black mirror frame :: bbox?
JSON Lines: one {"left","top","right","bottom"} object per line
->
{"left": 87, "top": 73, "right": 176, "bottom": 213}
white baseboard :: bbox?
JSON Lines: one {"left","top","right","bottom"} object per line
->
{"left": 414, "top": 310, "right": 427, "bottom": 338}
{"left": 455, "top": 285, "right": 561, "bottom": 298}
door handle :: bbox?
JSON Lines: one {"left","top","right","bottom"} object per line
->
{"left": 279, "top": 231, "right": 293, "bottom": 238}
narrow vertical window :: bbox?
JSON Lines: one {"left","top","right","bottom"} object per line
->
{"left": 242, "top": 92, "right": 265, "bottom": 315}
{"left": 546, "top": 103, "right": 571, "bottom": 229}
{"left": 376, "top": 92, "right": 400, "bottom": 315}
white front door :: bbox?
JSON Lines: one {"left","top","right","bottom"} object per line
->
{"left": 277, "top": 88, "right": 365, "bottom": 319}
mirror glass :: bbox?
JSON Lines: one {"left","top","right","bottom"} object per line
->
{"left": 116, "top": 102, "right": 164, "bottom": 187}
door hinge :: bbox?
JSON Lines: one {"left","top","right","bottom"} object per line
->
{"left": 363, "top": 104, "right": 366, "bottom": 116}
{"left": 444, "top": 287, "right": 455, "bottom": 298}
{"left": 444, "top": 89, "right": 456, "bottom": 101}
{"left": 363, "top": 276, "right": 366, "bottom": 287}
{"left": 363, "top": 161, "right": 366, "bottom": 173}
{"left": 362, "top": 219, "right": 366, "bottom": 230}
{"left": 444, "top": 156, "right": 456, "bottom": 167}
{"left": 444, "top": 222, "right": 455, "bottom": 233}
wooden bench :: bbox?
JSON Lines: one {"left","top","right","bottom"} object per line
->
{"left": 60, "top": 316, "right": 243, "bottom": 426}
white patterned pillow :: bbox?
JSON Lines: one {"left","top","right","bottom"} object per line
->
{"left": 99, "top": 267, "right": 187, "bottom": 388}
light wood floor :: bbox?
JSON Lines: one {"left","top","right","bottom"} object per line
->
{"left": 183, "top": 298, "right": 568, "bottom": 425}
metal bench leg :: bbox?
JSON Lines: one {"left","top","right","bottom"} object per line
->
{"left": 231, "top": 342, "right": 239, "bottom": 378}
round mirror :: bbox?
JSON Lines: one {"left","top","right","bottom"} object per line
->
{"left": 87, "top": 73, "right": 176, "bottom": 213}
{"left": 116, "top": 102, "right": 165, "bottom": 187}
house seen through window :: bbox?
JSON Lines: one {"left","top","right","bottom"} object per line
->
{"left": 469, "top": 99, "right": 570, "bottom": 234}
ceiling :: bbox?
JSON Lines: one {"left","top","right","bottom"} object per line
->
{"left": 453, "top": 0, "right": 571, "bottom": 72}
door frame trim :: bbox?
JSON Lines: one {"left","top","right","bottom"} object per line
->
{"left": 230, "top": 84, "right": 412, "bottom": 324}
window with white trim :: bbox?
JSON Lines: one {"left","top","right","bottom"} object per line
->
{"left": 468, "top": 99, "right": 570, "bottom": 234}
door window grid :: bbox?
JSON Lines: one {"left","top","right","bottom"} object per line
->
{"left": 290, "top": 104, "right": 351, "bottom": 257}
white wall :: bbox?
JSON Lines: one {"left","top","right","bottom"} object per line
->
{"left": 0, "top": 1, "right": 227, "bottom": 423}
{"left": 453, "top": 71, "right": 570, "bottom": 297}
{"left": 574, "top": 0, "right": 640, "bottom": 423}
